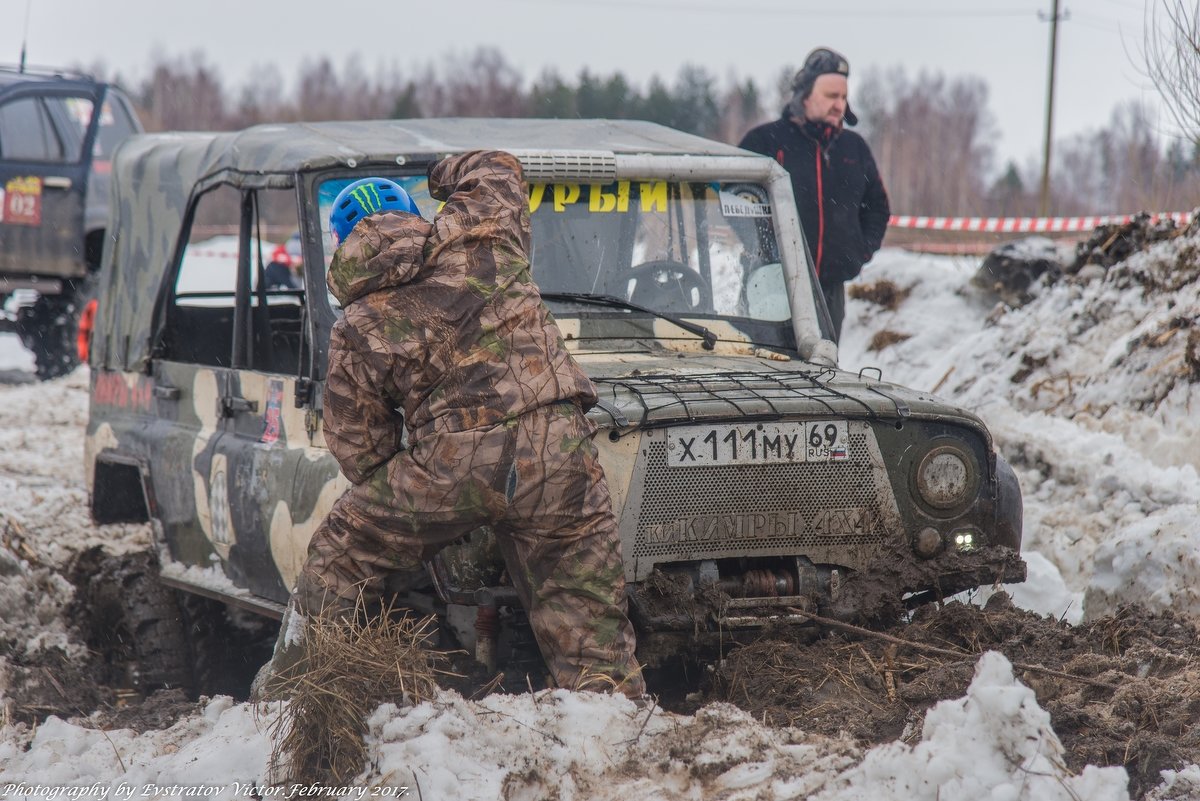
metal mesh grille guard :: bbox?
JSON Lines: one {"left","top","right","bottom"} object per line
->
{"left": 592, "top": 370, "right": 879, "bottom": 429}
{"left": 620, "top": 422, "right": 903, "bottom": 581}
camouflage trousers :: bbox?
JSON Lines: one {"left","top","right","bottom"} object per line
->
{"left": 296, "top": 402, "right": 644, "bottom": 698}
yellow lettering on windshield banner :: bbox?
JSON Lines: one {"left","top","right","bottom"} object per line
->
{"left": 529, "top": 181, "right": 666, "bottom": 213}
{"left": 553, "top": 184, "right": 581, "bottom": 211}
{"left": 639, "top": 181, "right": 667, "bottom": 212}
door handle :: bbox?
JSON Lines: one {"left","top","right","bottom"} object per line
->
{"left": 42, "top": 176, "right": 73, "bottom": 190}
{"left": 218, "top": 395, "right": 258, "bottom": 417}
{"left": 153, "top": 385, "right": 181, "bottom": 401}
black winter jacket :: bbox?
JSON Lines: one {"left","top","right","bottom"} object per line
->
{"left": 739, "top": 116, "right": 890, "bottom": 285}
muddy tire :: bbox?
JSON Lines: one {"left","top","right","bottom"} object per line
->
{"left": 16, "top": 277, "right": 92, "bottom": 381}
{"left": 76, "top": 550, "right": 195, "bottom": 693}
{"left": 178, "top": 593, "right": 276, "bottom": 698}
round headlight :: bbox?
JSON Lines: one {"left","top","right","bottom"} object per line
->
{"left": 915, "top": 445, "right": 975, "bottom": 510}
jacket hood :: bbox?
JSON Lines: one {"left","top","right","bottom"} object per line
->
{"left": 326, "top": 210, "right": 434, "bottom": 306}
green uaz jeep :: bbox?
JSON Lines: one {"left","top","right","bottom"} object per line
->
{"left": 85, "top": 119, "right": 1023, "bottom": 681}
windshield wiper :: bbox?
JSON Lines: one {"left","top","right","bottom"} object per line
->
{"left": 540, "top": 292, "right": 717, "bottom": 350}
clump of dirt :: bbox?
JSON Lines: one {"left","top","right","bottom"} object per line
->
{"left": 1070, "top": 213, "right": 1188, "bottom": 274}
{"left": 849, "top": 279, "right": 911, "bottom": 310}
{"left": 1185, "top": 327, "right": 1200, "bottom": 381}
{"left": 0, "top": 647, "right": 113, "bottom": 725}
{"left": 701, "top": 598, "right": 1200, "bottom": 799}
{"left": 91, "top": 689, "right": 201, "bottom": 731}
{"left": 632, "top": 569, "right": 730, "bottom": 631}
{"left": 867, "top": 330, "right": 912, "bottom": 351}
{"left": 823, "top": 540, "right": 1026, "bottom": 627}
{"left": 972, "top": 239, "right": 1065, "bottom": 308}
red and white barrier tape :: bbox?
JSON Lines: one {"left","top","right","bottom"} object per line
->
{"left": 187, "top": 249, "right": 247, "bottom": 259}
{"left": 888, "top": 212, "right": 1193, "bottom": 233}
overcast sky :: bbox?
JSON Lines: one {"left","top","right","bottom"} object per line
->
{"left": 3, "top": 0, "right": 1178, "bottom": 174}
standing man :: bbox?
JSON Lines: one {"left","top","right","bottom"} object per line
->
{"left": 739, "top": 47, "right": 890, "bottom": 341}
{"left": 255, "top": 151, "right": 643, "bottom": 700}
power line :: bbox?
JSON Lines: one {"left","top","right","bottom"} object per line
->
{"left": 509, "top": 0, "right": 1037, "bottom": 18}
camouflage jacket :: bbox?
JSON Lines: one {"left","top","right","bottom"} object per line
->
{"left": 323, "top": 150, "right": 598, "bottom": 485}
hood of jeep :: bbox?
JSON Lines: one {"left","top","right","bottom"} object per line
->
{"left": 574, "top": 352, "right": 988, "bottom": 436}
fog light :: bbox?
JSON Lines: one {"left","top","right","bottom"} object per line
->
{"left": 912, "top": 526, "right": 943, "bottom": 558}
{"left": 953, "top": 530, "right": 977, "bottom": 551}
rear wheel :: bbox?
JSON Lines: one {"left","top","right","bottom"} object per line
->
{"left": 79, "top": 550, "right": 195, "bottom": 692}
{"left": 16, "top": 276, "right": 94, "bottom": 380}
{"left": 73, "top": 549, "right": 277, "bottom": 698}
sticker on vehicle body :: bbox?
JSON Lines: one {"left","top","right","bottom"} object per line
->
{"left": 3, "top": 176, "right": 42, "bottom": 226}
{"left": 261, "top": 379, "right": 284, "bottom": 444}
{"left": 666, "top": 420, "right": 850, "bottom": 467}
{"left": 718, "top": 190, "right": 772, "bottom": 218}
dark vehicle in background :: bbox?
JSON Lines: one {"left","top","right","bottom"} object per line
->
{"left": 83, "top": 119, "right": 1024, "bottom": 692}
{"left": 0, "top": 65, "right": 142, "bottom": 378}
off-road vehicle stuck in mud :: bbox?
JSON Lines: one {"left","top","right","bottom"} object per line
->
{"left": 83, "top": 119, "right": 1024, "bottom": 687}
{"left": 0, "top": 65, "right": 142, "bottom": 379}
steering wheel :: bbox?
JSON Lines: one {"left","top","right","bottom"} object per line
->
{"left": 627, "top": 261, "right": 708, "bottom": 313}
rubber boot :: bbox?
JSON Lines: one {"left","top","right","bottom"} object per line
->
{"left": 250, "top": 600, "right": 308, "bottom": 701}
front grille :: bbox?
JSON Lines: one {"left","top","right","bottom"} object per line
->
{"left": 622, "top": 424, "right": 901, "bottom": 580}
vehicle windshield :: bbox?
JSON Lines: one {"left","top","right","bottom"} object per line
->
{"left": 315, "top": 174, "right": 793, "bottom": 351}
{"left": 62, "top": 96, "right": 139, "bottom": 161}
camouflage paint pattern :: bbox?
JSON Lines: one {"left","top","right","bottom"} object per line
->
{"left": 299, "top": 150, "right": 642, "bottom": 696}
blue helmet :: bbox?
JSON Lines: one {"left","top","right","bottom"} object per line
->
{"left": 329, "top": 178, "right": 421, "bottom": 243}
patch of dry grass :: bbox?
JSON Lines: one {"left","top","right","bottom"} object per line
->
{"left": 264, "top": 600, "right": 451, "bottom": 785}
{"left": 848, "top": 279, "right": 912, "bottom": 310}
{"left": 867, "top": 330, "right": 913, "bottom": 351}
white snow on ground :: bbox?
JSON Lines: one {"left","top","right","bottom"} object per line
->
{"left": 0, "top": 653, "right": 1125, "bottom": 800}
{"left": 3, "top": 230, "right": 1199, "bottom": 798}
{"left": 838, "top": 239, "right": 1200, "bottom": 624}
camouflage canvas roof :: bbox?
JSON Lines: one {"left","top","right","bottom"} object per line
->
{"left": 93, "top": 118, "right": 760, "bottom": 372}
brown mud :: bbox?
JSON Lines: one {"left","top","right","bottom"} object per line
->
{"left": 5, "top": 546, "right": 1200, "bottom": 798}
{"left": 697, "top": 595, "right": 1200, "bottom": 799}
{"left": 2, "top": 549, "right": 272, "bottom": 734}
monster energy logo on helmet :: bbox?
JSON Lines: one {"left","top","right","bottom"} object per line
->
{"left": 330, "top": 177, "right": 422, "bottom": 243}
{"left": 351, "top": 183, "right": 385, "bottom": 214}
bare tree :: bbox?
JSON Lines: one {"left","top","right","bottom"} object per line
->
{"left": 1144, "top": 0, "right": 1200, "bottom": 141}
{"left": 138, "top": 51, "right": 227, "bottom": 132}
{"left": 425, "top": 48, "right": 527, "bottom": 117}
{"left": 716, "top": 74, "right": 765, "bottom": 143}
{"left": 855, "top": 67, "right": 997, "bottom": 216}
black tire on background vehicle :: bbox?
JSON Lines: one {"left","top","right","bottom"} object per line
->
{"left": 16, "top": 276, "right": 94, "bottom": 381}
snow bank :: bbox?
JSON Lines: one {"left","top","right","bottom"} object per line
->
{"left": 842, "top": 238, "right": 1200, "bottom": 622}
{"left": 0, "top": 653, "right": 1127, "bottom": 801}
{"left": 0, "top": 697, "right": 271, "bottom": 796}
{"left": 814, "top": 652, "right": 1128, "bottom": 801}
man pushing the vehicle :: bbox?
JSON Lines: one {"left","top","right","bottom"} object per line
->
{"left": 253, "top": 150, "right": 643, "bottom": 700}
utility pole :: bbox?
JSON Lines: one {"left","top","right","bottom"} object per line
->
{"left": 1038, "top": 0, "right": 1067, "bottom": 217}
{"left": 19, "top": 0, "right": 34, "bottom": 73}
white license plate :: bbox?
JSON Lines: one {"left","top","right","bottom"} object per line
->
{"left": 666, "top": 421, "right": 850, "bottom": 467}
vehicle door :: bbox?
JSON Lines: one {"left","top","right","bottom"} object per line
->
{"left": 151, "top": 182, "right": 331, "bottom": 604}
{"left": 0, "top": 80, "right": 104, "bottom": 280}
